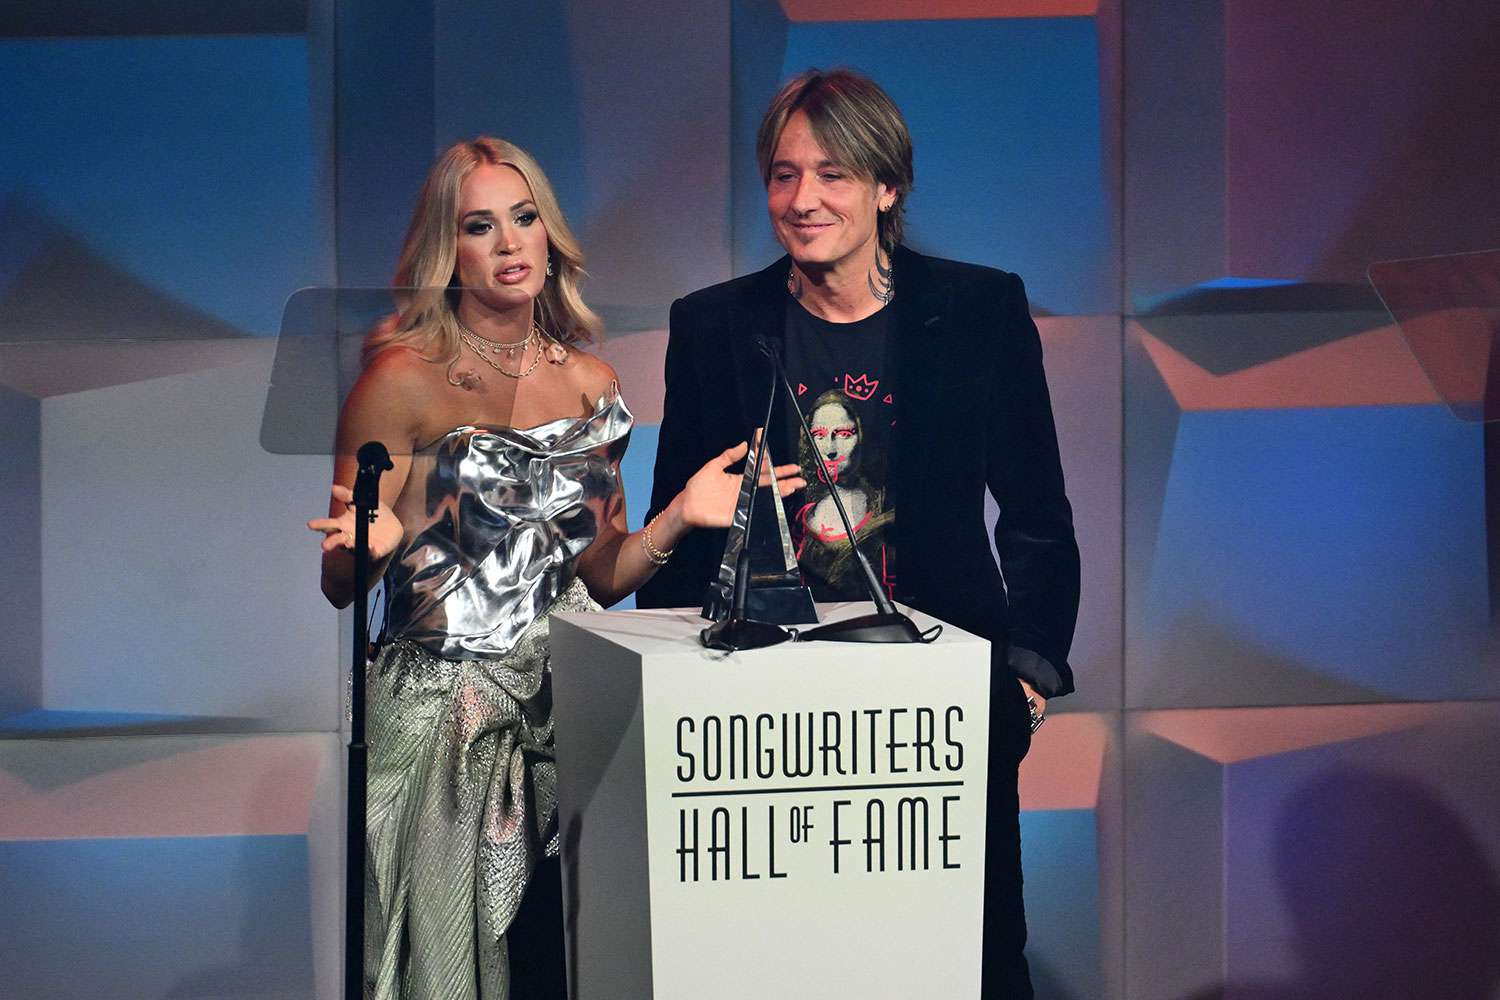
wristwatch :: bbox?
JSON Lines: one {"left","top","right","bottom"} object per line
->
{"left": 1026, "top": 694, "right": 1045, "bottom": 734}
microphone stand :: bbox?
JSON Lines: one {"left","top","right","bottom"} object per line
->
{"left": 700, "top": 364, "right": 794, "bottom": 651}
{"left": 347, "top": 440, "right": 391, "bottom": 1000}
{"left": 764, "top": 343, "right": 930, "bottom": 644}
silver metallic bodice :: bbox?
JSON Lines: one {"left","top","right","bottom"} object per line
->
{"left": 382, "top": 391, "right": 632, "bottom": 658}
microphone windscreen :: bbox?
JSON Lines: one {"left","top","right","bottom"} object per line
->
{"left": 357, "top": 440, "right": 393, "bottom": 470}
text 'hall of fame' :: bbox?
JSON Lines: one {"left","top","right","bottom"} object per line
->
{"left": 670, "top": 703, "right": 973, "bottom": 882}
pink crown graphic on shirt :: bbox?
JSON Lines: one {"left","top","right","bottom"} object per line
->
{"left": 843, "top": 373, "right": 879, "bottom": 401}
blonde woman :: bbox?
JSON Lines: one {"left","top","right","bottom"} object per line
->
{"left": 309, "top": 137, "right": 802, "bottom": 999}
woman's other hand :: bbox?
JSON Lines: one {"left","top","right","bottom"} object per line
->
{"left": 676, "top": 439, "right": 806, "bottom": 530}
{"left": 307, "top": 483, "right": 405, "bottom": 561}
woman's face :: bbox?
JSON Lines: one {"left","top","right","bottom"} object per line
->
{"left": 454, "top": 163, "right": 550, "bottom": 314}
{"left": 809, "top": 400, "right": 859, "bottom": 483}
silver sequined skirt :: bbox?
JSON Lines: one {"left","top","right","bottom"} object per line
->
{"left": 363, "top": 577, "right": 599, "bottom": 1000}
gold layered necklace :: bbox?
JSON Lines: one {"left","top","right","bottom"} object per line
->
{"left": 456, "top": 318, "right": 544, "bottom": 379}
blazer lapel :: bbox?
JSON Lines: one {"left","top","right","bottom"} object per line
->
{"left": 891, "top": 247, "right": 953, "bottom": 601}
{"left": 892, "top": 245, "right": 951, "bottom": 467}
{"left": 727, "top": 255, "right": 791, "bottom": 436}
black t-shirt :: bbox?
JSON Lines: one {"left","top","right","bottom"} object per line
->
{"left": 779, "top": 295, "right": 897, "bottom": 601}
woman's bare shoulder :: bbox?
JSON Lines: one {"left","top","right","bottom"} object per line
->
{"left": 340, "top": 345, "right": 443, "bottom": 437}
{"left": 362, "top": 343, "right": 439, "bottom": 386}
{"left": 562, "top": 345, "right": 621, "bottom": 401}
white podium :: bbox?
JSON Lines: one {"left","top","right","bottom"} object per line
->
{"left": 550, "top": 605, "right": 991, "bottom": 999}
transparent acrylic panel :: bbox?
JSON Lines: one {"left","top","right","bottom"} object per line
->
{"left": 262, "top": 286, "right": 625, "bottom": 457}
{"left": 0, "top": 322, "right": 339, "bottom": 734}
{"left": 1369, "top": 248, "right": 1500, "bottom": 423}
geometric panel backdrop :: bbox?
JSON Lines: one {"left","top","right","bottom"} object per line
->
{"left": 0, "top": 733, "right": 343, "bottom": 998}
{"left": 3, "top": 0, "right": 1497, "bottom": 995}
{"left": 1124, "top": 703, "right": 1500, "bottom": 999}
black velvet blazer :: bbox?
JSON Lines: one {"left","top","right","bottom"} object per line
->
{"left": 637, "top": 245, "right": 1081, "bottom": 698}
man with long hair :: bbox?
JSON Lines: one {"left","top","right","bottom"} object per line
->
{"left": 639, "top": 69, "right": 1080, "bottom": 997}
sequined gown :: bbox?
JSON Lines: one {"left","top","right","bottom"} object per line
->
{"left": 364, "top": 392, "right": 632, "bottom": 1000}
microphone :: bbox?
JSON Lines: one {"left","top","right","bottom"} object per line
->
{"left": 754, "top": 336, "right": 932, "bottom": 644}
{"left": 355, "top": 441, "right": 393, "bottom": 505}
{"left": 356, "top": 439, "right": 393, "bottom": 470}
{"left": 346, "top": 438, "right": 393, "bottom": 1000}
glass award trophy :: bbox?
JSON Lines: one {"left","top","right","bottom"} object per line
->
{"left": 702, "top": 432, "right": 818, "bottom": 626}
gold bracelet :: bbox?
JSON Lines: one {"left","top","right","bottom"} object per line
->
{"left": 641, "top": 511, "right": 674, "bottom": 567}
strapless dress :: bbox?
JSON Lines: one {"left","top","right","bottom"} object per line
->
{"left": 364, "top": 390, "right": 632, "bottom": 1000}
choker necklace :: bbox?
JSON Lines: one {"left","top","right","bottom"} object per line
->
{"left": 456, "top": 319, "right": 541, "bottom": 380}
{"left": 786, "top": 252, "right": 895, "bottom": 307}
{"left": 450, "top": 318, "right": 569, "bottom": 386}
{"left": 456, "top": 317, "right": 532, "bottom": 359}
{"left": 868, "top": 249, "right": 894, "bottom": 305}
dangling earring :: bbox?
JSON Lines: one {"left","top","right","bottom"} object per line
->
{"left": 545, "top": 256, "right": 554, "bottom": 277}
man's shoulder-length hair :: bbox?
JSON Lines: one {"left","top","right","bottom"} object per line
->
{"left": 755, "top": 68, "right": 915, "bottom": 252}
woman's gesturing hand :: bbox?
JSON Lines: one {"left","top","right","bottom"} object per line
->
{"left": 307, "top": 483, "right": 405, "bottom": 561}
{"left": 676, "top": 439, "right": 806, "bottom": 530}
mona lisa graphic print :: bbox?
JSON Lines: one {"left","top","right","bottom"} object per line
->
{"left": 781, "top": 300, "right": 896, "bottom": 600}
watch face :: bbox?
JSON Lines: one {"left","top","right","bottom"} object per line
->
{"left": 1027, "top": 696, "right": 1045, "bottom": 733}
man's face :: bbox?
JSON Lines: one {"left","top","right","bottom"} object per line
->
{"left": 767, "top": 111, "right": 890, "bottom": 274}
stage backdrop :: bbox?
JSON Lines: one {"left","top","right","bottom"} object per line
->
{"left": 2, "top": 0, "right": 1497, "bottom": 996}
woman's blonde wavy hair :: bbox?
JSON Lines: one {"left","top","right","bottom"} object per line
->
{"left": 362, "top": 137, "right": 602, "bottom": 367}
